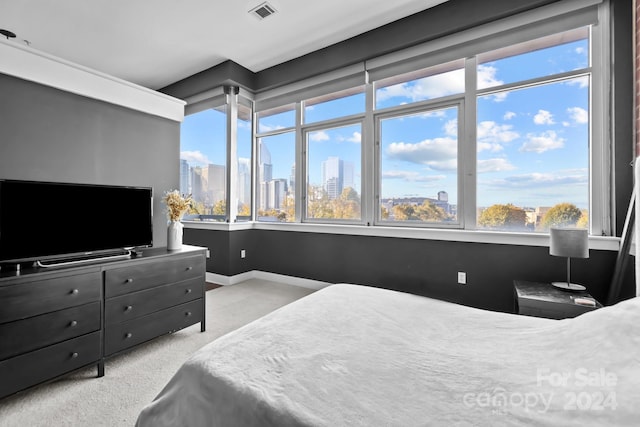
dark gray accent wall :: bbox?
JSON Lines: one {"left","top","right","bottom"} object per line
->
{"left": 0, "top": 73, "right": 180, "bottom": 247}
{"left": 185, "top": 228, "right": 634, "bottom": 313}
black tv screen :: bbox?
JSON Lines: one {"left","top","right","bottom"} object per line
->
{"left": 0, "top": 180, "right": 153, "bottom": 264}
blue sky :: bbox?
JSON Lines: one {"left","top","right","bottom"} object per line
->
{"left": 180, "top": 34, "right": 590, "bottom": 211}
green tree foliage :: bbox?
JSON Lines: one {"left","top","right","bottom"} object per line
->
{"left": 576, "top": 210, "right": 588, "bottom": 229}
{"left": 238, "top": 203, "right": 251, "bottom": 217}
{"left": 212, "top": 199, "right": 226, "bottom": 216}
{"left": 189, "top": 200, "right": 207, "bottom": 215}
{"left": 478, "top": 204, "right": 527, "bottom": 230}
{"left": 307, "top": 186, "right": 362, "bottom": 220}
{"left": 392, "top": 201, "right": 447, "bottom": 222}
{"left": 540, "top": 203, "right": 583, "bottom": 230}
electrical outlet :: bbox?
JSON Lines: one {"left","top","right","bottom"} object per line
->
{"left": 241, "top": 249, "right": 246, "bottom": 259}
{"left": 206, "top": 249, "right": 211, "bottom": 258}
{"left": 457, "top": 272, "right": 467, "bottom": 285}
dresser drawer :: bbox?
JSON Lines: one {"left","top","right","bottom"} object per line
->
{"left": 104, "top": 299, "right": 203, "bottom": 356}
{"left": 105, "top": 277, "right": 202, "bottom": 325}
{"left": 104, "top": 255, "right": 204, "bottom": 298}
{"left": 0, "top": 331, "right": 101, "bottom": 399}
{"left": 0, "top": 301, "right": 101, "bottom": 360}
{"left": 0, "top": 272, "right": 102, "bottom": 323}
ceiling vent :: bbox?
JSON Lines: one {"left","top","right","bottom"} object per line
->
{"left": 249, "top": 2, "right": 277, "bottom": 20}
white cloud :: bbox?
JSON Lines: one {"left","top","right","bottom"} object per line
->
{"left": 477, "top": 64, "right": 508, "bottom": 102}
{"left": 340, "top": 131, "right": 361, "bottom": 143}
{"left": 477, "top": 158, "right": 516, "bottom": 173}
{"left": 533, "top": 110, "right": 555, "bottom": 125}
{"left": 382, "top": 170, "right": 446, "bottom": 182}
{"left": 309, "top": 130, "right": 330, "bottom": 142}
{"left": 444, "top": 119, "right": 458, "bottom": 137}
{"left": 476, "top": 121, "right": 519, "bottom": 152}
{"left": 258, "top": 123, "right": 285, "bottom": 133}
{"left": 477, "top": 64, "right": 503, "bottom": 89}
{"left": 503, "top": 111, "right": 516, "bottom": 120}
{"left": 376, "top": 68, "right": 464, "bottom": 102}
{"left": 567, "top": 107, "right": 588, "bottom": 124}
{"left": 386, "top": 137, "right": 457, "bottom": 171}
{"left": 565, "top": 76, "right": 589, "bottom": 89}
{"left": 180, "top": 150, "right": 210, "bottom": 166}
{"left": 477, "top": 141, "right": 505, "bottom": 153}
{"left": 484, "top": 170, "right": 588, "bottom": 189}
{"left": 520, "top": 131, "right": 565, "bottom": 153}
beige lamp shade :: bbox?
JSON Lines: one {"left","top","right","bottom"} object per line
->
{"left": 549, "top": 228, "right": 589, "bottom": 259}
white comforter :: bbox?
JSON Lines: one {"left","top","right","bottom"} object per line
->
{"left": 136, "top": 284, "right": 640, "bottom": 426}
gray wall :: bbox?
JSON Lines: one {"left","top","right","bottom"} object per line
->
{"left": 0, "top": 73, "right": 180, "bottom": 247}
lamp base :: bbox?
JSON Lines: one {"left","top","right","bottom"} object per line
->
{"left": 551, "top": 281, "right": 586, "bottom": 291}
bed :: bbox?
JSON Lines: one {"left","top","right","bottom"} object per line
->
{"left": 136, "top": 283, "right": 640, "bottom": 426}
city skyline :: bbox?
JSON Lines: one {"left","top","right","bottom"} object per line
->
{"left": 180, "top": 29, "right": 590, "bottom": 219}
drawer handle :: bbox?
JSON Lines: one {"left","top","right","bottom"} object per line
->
{"left": 185, "top": 311, "right": 192, "bottom": 317}
{"left": 71, "top": 352, "right": 79, "bottom": 359}
{"left": 186, "top": 266, "right": 193, "bottom": 271}
{"left": 70, "top": 289, "right": 79, "bottom": 295}
{"left": 69, "top": 320, "right": 78, "bottom": 327}
{"left": 125, "top": 305, "right": 133, "bottom": 312}
{"left": 125, "top": 332, "right": 133, "bottom": 339}
{"left": 186, "top": 288, "right": 192, "bottom": 294}
{"left": 125, "top": 278, "right": 134, "bottom": 284}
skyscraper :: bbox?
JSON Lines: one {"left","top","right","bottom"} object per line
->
{"left": 322, "top": 156, "right": 354, "bottom": 199}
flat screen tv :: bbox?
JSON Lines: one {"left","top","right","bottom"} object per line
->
{"left": 0, "top": 180, "right": 153, "bottom": 265}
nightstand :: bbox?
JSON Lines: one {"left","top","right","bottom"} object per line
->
{"left": 513, "top": 280, "right": 602, "bottom": 319}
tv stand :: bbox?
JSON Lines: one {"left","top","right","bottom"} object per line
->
{"left": 0, "top": 245, "right": 206, "bottom": 400}
{"left": 35, "top": 249, "right": 133, "bottom": 268}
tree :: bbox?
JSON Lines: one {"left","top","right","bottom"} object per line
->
{"left": 576, "top": 210, "right": 589, "bottom": 229}
{"left": 392, "top": 201, "right": 447, "bottom": 222}
{"left": 540, "top": 203, "right": 583, "bottom": 230}
{"left": 478, "top": 204, "right": 527, "bottom": 230}
{"left": 392, "top": 203, "right": 417, "bottom": 221}
{"left": 333, "top": 187, "right": 361, "bottom": 219}
{"left": 212, "top": 199, "right": 226, "bottom": 216}
{"left": 415, "top": 200, "right": 447, "bottom": 222}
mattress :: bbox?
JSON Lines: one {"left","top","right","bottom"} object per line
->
{"left": 136, "top": 283, "right": 640, "bottom": 426}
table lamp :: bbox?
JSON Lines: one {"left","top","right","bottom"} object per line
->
{"left": 549, "top": 227, "right": 589, "bottom": 291}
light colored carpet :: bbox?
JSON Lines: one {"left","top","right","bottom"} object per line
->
{"left": 0, "top": 280, "right": 316, "bottom": 427}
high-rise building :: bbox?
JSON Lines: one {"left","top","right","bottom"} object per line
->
{"left": 202, "top": 164, "right": 226, "bottom": 205}
{"left": 238, "top": 157, "right": 251, "bottom": 208}
{"left": 268, "top": 179, "right": 288, "bottom": 210}
{"left": 180, "top": 159, "right": 190, "bottom": 195}
{"left": 322, "top": 157, "right": 354, "bottom": 199}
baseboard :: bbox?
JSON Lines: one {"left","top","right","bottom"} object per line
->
{"left": 206, "top": 271, "right": 332, "bottom": 290}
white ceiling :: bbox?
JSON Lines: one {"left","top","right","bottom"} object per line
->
{"left": 0, "top": 0, "right": 448, "bottom": 91}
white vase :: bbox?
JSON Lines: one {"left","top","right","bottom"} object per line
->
{"left": 167, "top": 220, "right": 184, "bottom": 250}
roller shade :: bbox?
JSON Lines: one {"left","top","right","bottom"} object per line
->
{"left": 367, "top": 0, "right": 601, "bottom": 83}
{"left": 255, "top": 63, "right": 366, "bottom": 112}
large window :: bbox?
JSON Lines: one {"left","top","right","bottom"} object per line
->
{"left": 256, "top": 131, "right": 296, "bottom": 222}
{"left": 305, "top": 123, "right": 362, "bottom": 221}
{"left": 377, "top": 105, "right": 460, "bottom": 225}
{"left": 183, "top": 3, "right": 608, "bottom": 237}
{"left": 475, "top": 28, "right": 590, "bottom": 232}
{"left": 180, "top": 107, "right": 227, "bottom": 221}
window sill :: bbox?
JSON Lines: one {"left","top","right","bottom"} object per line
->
{"left": 182, "top": 221, "right": 620, "bottom": 251}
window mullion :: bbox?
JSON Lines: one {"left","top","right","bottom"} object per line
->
{"left": 226, "top": 87, "right": 238, "bottom": 223}
{"left": 463, "top": 57, "right": 477, "bottom": 230}
{"left": 295, "top": 102, "right": 303, "bottom": 222}
{"left": 363, "top": 77, "right": 375, "bottom": 226}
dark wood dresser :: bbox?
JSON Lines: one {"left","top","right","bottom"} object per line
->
{"left": 0, "top": 245, "right": 206, "bottom": 400}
